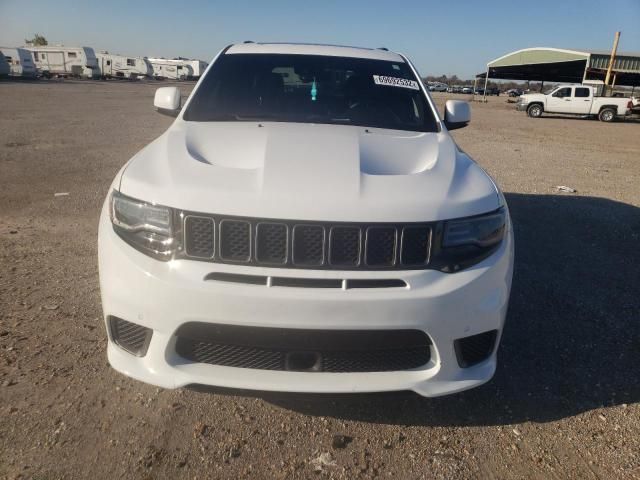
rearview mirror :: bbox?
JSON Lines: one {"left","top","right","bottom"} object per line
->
{"left": 154, "top": 87, "right": 181, "bottom": 117}
{"left": 444, "top": 100, "right": 470, "bottom": 130}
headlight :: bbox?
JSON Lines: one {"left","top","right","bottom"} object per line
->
{"left": 110, "top": 190, "right": 178, "bottom": 260}
{"left": 432, "top": 208, "right": 506, "bottom": 272}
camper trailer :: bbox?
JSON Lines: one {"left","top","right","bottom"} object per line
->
{"left": 182, "top": 59, "right": 208, "bottom": 79}
{"left": 147, "top": 58, "right": 192, "bottom": 80}
{"left": 168, "top": 58, "right": 208, "bottom": 78}
{"left": 26, "top": 46, "right": 98, "bottom": 78}
{"left": 96, "top": 52, "right": 152, "bottom": 79}
{"left": 0, "top": 53, "right": 9, "bottom": 77}
{"left": 0, "top": 47, "right": 37, "bottom": 77}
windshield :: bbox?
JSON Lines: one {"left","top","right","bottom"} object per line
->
{"left": 184, "top": 53, "right": 439, "bottom": 132}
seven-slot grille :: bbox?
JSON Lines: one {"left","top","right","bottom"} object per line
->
{"left": 182, "top": 214, "right": 432, "bottom": 270}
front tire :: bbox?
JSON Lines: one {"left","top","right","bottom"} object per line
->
{"left": 527, "top": 104, "right": 543, "bottom": 118}
{"left": 598, "top": 108, "right": 615, "bottom": 122}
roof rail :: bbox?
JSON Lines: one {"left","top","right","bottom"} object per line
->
{"left": 377, "top": 47, "right": 389, "bottom": 51}
{"left": 243, "top": 40, "right": 254, "bottom": 44}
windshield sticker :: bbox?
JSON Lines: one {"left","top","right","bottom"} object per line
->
{"left": 373, "top": 75, "right": 420, "bottom": 90}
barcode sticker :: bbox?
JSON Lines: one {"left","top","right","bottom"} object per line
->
{"left": 373, "top": 75, "right": 420, "bottom": 90}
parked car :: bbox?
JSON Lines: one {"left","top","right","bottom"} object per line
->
{"left": 429, "top": 82, "right": 448, "bottom": 92}
{"left": 506, "top": 88, "right": 523, "bottom": 98}
{"left": 461, "top": 86, "right": 473, "bottom": 94}
{"left": 517, "top": 85, "right": 632, "bottom": 122}
{"left": 485, "top": 87, "right": 500, "bottom": 96}
{"left": 99, "top": 42, "right": 514, "bottom": 398}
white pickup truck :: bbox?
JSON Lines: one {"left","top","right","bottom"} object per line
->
{"left": 517, "top": 85, "right": 632, "bottom": 122}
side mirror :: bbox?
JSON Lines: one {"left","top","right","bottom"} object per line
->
{"left": 154, "top": 87, "right": 181, "bottom": 117}
{"left": 444, "top": 100, "right": 470, "bottom": 130}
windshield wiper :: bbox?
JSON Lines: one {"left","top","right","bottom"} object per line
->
{"left": 233, "top": 113, "right": 278, "bottom": 121}
{"left": 303, "top": 114, "right": 353, "bottom": 123}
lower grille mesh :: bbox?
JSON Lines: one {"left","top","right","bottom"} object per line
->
{"left": 175, "top": 323, "right": 431, "bottom": 373}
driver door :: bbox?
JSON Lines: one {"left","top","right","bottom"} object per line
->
{"left": 546, "top": 87, "right": 572, "bottom": 113}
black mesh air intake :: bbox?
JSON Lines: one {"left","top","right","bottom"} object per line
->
{"left": 109, "top": 316, "right": 152, "bottom": 356}
{"left": 454, "top": 330, "right": 498, "bottom": 367}
{"left": 175, "top": 323, "right": 431, "bottom": 373}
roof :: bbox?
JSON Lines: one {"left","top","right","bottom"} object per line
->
{"left": 226, "top": 42, "right": 405, "bottom": 62}
{"left": 488, "top": 47, "right": 640, "bottom": 69}
{"left": 483, "top": 47, "right": 640, "bottom": 86}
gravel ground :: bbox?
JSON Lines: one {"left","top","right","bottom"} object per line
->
{"left": 1, "top": 80, "right": 639, "bottom": 480}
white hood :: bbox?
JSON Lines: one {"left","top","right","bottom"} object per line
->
{"left": 118, "top": 121, "right": 500, "bottom": 222}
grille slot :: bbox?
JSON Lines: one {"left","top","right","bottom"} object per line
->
{"left": 255, "top": 223, "right": 287, "bottom": 264}
{"left": 219, "top": 220, "right": 251, "bottom": 262}
{"left": 401, "top": 226, "right": 431, "bottom": 266}
{"left": 271, "top": 277, "right": 342, "bottom": 288}
{"left": 365, "top": 227, "right": 397, "bottom": 266}
{"left": 108, "top": 316, "right": 152, "bottom": 357}
{"left": 175, "top": 323, "right": 431, "bottom": 373}
{"left": 184, "top": 216, "right": 214, "bottom": 258}
{"left": 329, "top": 227, "right": 362, "bottom": 266}
{"left": 292, "top": 225, "right": 325, "bottom": 266}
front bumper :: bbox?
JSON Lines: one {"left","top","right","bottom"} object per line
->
{"left": 516, "top": 102, "right": 528, "bottom": 111}
{"left": 98, "top": 205, "right": 514, "bottom": 398}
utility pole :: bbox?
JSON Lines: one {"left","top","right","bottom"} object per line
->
{"left": 604, "top": 31, "right": 620, "bottom": 89}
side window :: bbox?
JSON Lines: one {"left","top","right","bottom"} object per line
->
{"left": 574, "top": 88, "right": 590, "bottom": 98}
{"left": 106, "top": 60, "right": 111, "bottom": 66}
{"left": 68, "top": 52, "right": 77, "bottom": 58}
{"left": 42, "top": 53, "right": 46, "bottom": 59}
{"left": 33, "top": 52, "right": 38, "bottom": 61}
{"left": 127, "top": 58, "right": 135, "bottom": 66}
{"left": 553, "top": 87, "right": 571, "bottom": 98}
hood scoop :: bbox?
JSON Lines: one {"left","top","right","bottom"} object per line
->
{"left": 359, "top": 130, "right": 438, "bottom": 175}
{"left": 183, "top": 122, "right": 439, "bottom": 176}
{"left": 184, "top": 123, "right": 267, "bottom": 170}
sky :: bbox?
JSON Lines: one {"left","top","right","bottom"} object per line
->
{"left": 1, "top": 0, "right": 639, "bottom": 78}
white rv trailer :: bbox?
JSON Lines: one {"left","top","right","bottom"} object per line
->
{"left": 147, "top": 58, "right": 192, "bottom": 80}
{"left": 95, "top": 52, "right": 152, "bottom": 79}
{"left": 0, "top": 53, "right": 9, "bottom": 77}
{"left": 166, "top": 58, "right": 208, "bottom": 78}
{"left": 26, "top": 45, "right": 98, "bottom": 78}
{"left": 182, "top": 59, "right": 208, "bottom": 78}
{"left": 0, "top": 47, "right": 37, "bottom": 77}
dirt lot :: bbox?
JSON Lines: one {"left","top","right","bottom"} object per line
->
{"left": 1, "top": 80, "right": 639, "bottom": 480}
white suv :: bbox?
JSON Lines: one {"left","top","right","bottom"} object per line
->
{"left": 99, "top": 43, "right": 514, "bottom": 397}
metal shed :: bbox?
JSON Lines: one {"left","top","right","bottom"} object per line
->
{"left": 476, "top": 47, "right": 640, "bottom": 98}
